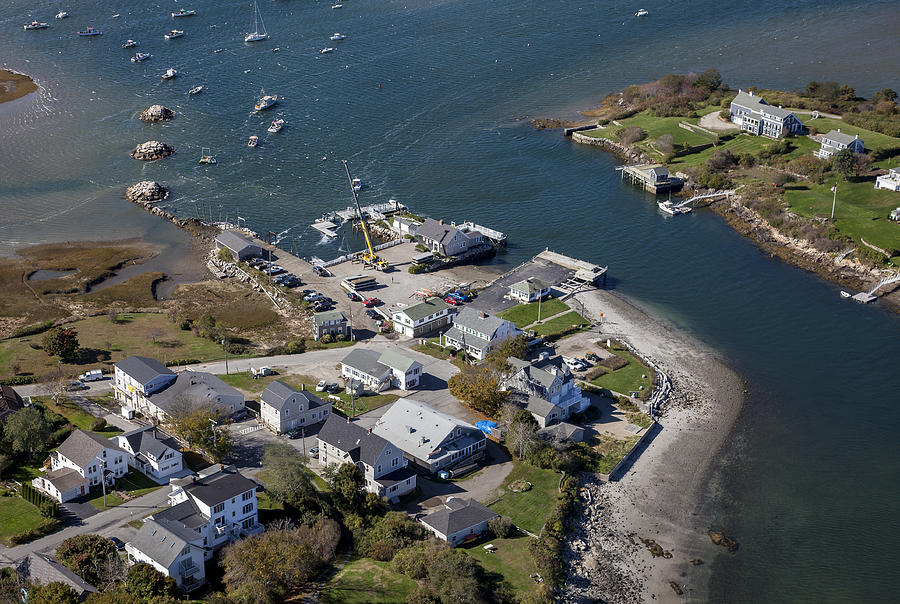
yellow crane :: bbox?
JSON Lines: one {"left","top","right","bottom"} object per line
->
{"left": 343, "top": 160, "right": 388, "bottom": 271}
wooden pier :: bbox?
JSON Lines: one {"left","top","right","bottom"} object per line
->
{"left": 620, "top": 164, "right": 683, "bottom": 194}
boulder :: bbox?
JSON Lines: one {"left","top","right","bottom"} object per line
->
{"left": 130, "top": 140, "right": 175, "bottom": 161}
{"left": 138, "top": 104, "right": 174, "bottom": 122}
{"left": 125, "top": 181, "right": 169, "bottom": 203}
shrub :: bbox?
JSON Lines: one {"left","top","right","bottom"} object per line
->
{"left": 489, "top": 516, "right": 514, "bottom": 538}
{"left": 89, "top": 417, "right": 107, "bottom": 431}
{"left": 706, "top": 148, "right": 737, "bottom": 172}
{"left": 179, "top": 318, "right": 193, "bottom": 331}
{"left": 164, "top": 358, "right": 199, "bottom": 367}
{"left": 335, "top": 333, "right": 347, "bottom": 342}
{"left": 319, "top": 334, "right": 334, "bottom": 344}
{"left": 0, "top": 375, "right": 36, "bottom": 386}
{"left": 618, "top": 126, "right": 646, "bottom": 145}
{"left": 584, "top": 366, "right": 608, "bottom": 380}
{"left": 408, "top": 264, "right": 427, "bottom": 274}
{"left": 9, "top": 320, "right": 55, "bottom": 338}
{"left": 599, "top": 355, "right": 628, "bottom": 370}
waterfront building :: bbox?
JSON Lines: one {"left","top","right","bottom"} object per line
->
{"left": 501, "top": 354, "right": 589, "bottom": 418}
{"left": 814, "top": 129, "right": 865, "bottom": 159}
{"left": 391, "top": 297, "right": 454, "bottom": 337}
{"left": 215, "top": 230, "right": 262, "bottom": 262}
{"left": 509, "top": 277, "right": 551, "bottom": 303}
{"left": 259, "top": 380, "right": 331, "bottom": 434}
{"left": 416, "top": 218, "right": 483, "bottom": 256}
{"left": 729, "top": 89, "right": 803, "bottom": 138}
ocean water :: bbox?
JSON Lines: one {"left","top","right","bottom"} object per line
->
{"left": 2, "top": 0, "right": 900, "bottom": 599}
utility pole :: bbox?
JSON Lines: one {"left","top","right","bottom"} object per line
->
{"left": 209, "top": 418, "right": 218, "bottom": 449}
{"left": 300, "top": 426, "right": 306, "bottom": 457}
{"left": 537, "top": 295, "right": 542, "bottom": 323}
{"left": 830, "top": 183, "right": 838, "bottom": 219}
{"left": 222, "top": 339, "right": 229, "bottom": 375}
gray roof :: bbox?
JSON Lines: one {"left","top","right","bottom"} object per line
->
{"left": 0, "top": 385, "right": 24, "bottom": 415}
{"left": 416, "top": 218, "right": 461, "bottom": 245}
{"left": 260, "top": 380, "right": 325, "bottom": 411}
{"left": 378, "top": 349, "right": 419, "bottom": 373}
{"left": 526, "top": 396, "right": 561, "bottom": 419}
{"left": 317, "top": 414, "right": 390, "bottom": 467}
{"left": 451, "top": 307, "right": 508, "bottom": 340}
{"left": 538, "top": 422, "right": 584, "bottom": 441}
{"left": 731, "top": 90, "right": 795, "bottom": 120}
{"left": 216, "top": 230, "right": 259, "bottom": 253}
{"left": 120, "top": 426, "right": 176, "bottom": 460}
{"left": 395, "top": 297, "right": 451, "bottom": 322}
{"left": 148, "top": 371, "right": 243, "bottom": 416}
{"left": 56, "top": 429, "right": 124, "bottom": 468}
{"left": 177, "top": 467, "right": 257, "bottom": 507}
{"left": 508, "top": 356, "right": 568, "bottom": 389}
{"left": 41, "top": 467, "right": 88, "bottom": 492}
{"left": 341, "top": 349, "right": 389, "bottom": 379}
{"left": 116, "top": 355, "right": 174, "bottom": 384}
{"left": 823, "top": 129, "right": 861, "bottom": 147}
{"left": 421, "top": 498, "right": 497, "bottom": 536}
{"left": 18, "top": 553, "right": 98, "bottom": 595}
{"left": 373, "top": 398, "right": 479, "bottom": 463}
{"left": 313, "top": 310, "right": 347, "bottom": 326}
{"left": 375, "top": 465, "right": 416, "bottom": 488}
{"left": 510, "top": 278, "right": 549, "bottom": 294}
{"left": 444, "top": 326, "right": 491, "bottom": 352}
{"left": 128, "top": 518, "right": 199, "bottom": 567}
{"left": 153, "top": 499, "right": 207, "bottom": 530}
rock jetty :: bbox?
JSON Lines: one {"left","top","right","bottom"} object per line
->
{"left": 138, "top": 104, "right": 174, "bottom": 122}
{"left": 130, "top": 140, "right": 175, "bottom": 161}
{"left": 125, "top": 181, "right": 169, "bottom": 203}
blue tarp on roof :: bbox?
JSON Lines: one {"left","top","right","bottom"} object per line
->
{"left": 475, "top": 420, "right": 498, "bottom": 435}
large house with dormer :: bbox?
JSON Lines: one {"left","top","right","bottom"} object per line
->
{"left": 114, "top": 426, "right": 184, "bottom": 482}
{"left": 259, "top": 380, "right": 331, "bottom": 434}
{"left": 391, "top": 297, "right": 454, "bottom": 338}
{"left": 729, "top": 89, "right": 803, "bottom": 138}
{"left": 340, "top": 349, "right": 424, "bottom": 392}
{"left": 416, "top": 218, "right": 483, "bottom": 257}
{"left": 126, "top": 518, "right": 207, "bottom": 592}
{"left": 113, "top": 356, "right": 177, "bottom": 413}
{"left": 814, "top": 129, "right": 865, "bottom": 159}
{"left": 33, "top": 429, "right": 130, "bottom": 502}
{"left": 316, "top": 414, "right": 417, "bottom": 502}
{"left": 501, "top": 354, "right": 589, "bottom": 420}
{"left": 443, "top": 307, "right": 521, "bottom": 361}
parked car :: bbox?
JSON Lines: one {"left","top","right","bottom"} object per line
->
{"left": 287, "top": 430, "right": 302, "bottom": 439}
{"left": 443, "top": 296, "right": 460, "bottom": 306}
{"left": 586, "top": 352, "right": 600, "bottom": 362}
{"left": 315, "top": 380, "right": 327, "bottom": 392}
{"left": 308, "top": 446, "right": 319, "bottom": 456}
{"left": 108, "top": 537, "right": 125, "bottom": 551}
{"left": 326, "top": 383, "right": 342, "bottom": 394}
{"left": 78, "top": 369, "right": 103, "bottom": 382}
{"left": 264, "top": 265, "right": 285, "bottom": 276}
{"left": 304, "top": 292, "right": 324, "bottom": 302}
{"left": 281, "top": 277, "right": 302, "bottom": 288}
{"left": 363, "top": 297, "right": 382, "bottom": 307}
{"left": 365, "top": 309, "right": 377, "bottom": 318}
{"left": 66, "top": 380, "right": 87, "bottom": 391}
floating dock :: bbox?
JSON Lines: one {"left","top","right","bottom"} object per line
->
{"left": 458, "top": 221, "right": 507, "bottom": 246}
{"left": 335, "top": 200, "right": 407, "bottom": 222}
{"left": 311, "top": 220, "right": 340, "bottom": 238}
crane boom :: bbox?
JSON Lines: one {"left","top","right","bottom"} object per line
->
{"left": 342, "top": 160, "right": 387, "bottom": 270}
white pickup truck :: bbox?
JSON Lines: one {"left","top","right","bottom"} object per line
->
{"left": 78, "top": 369, "right": 104, "bottom": 382}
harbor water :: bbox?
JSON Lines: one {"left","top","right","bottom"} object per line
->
{"left": 2, "top": 0, "right": 900, "bottom": 599}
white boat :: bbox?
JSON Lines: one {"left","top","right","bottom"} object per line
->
{"left": 679, "top": 206, "right": 693, "bottom": 214}
{"left": 658, "top": 200, "right": 680, "bottom": 215}
{"left": 840, "top": 291, "right": 852, "bottom": 298}
{"left": 267, "top": 119, "right": 284, "bottom": 133}
{"left": 332, "top": 3, "right": 343, "bottom": 8}
{"left": 122, "top": 39, "right": 137, "bottom": 48}
{"left": 164, "top": 29, "right": 184, "bottom": 40}
{"left": 330, "top": 33, "right": 345, "bottom": 41}
{"left": 161, "top": 68, "right": 177, "bottom": 79}
{"left": 111, "top": 14, "right": 120, "bottom": 18}
{"left": 77, "top": 27, "right": 101, "bottom": 36}
{"left": 635, "top": 8, "right": 649, "bottom": 16}
{"left": 254, "top": 93, "right": 277, "bottom": 111}
{"left": 188, "top": 85, "right": 203, "bottom": 94}
{"left": 172, "top": 9, "right": 196, "bottom": 17}
{"left": 244, "top": 0, "right": 268, "bottom": 42}
{"left": 319, "top": 47, "right": 333, "bottom": 54}
{"left": 131, "top": 52, "right": 151, "bottom": 62}
{"left": 352, "top": 178, "right": 362, "bottom": 191}
{"left": 199, "top": 147, "right": 217, "bottom": 164}
{"left": 248, "top": 135, "right": 259, "bottom": 147}
{"left": 24, "top": 21, "right": 50, "bottom": 30}
{"left": 55, "top": 11, "right": 68, "bottom": 20}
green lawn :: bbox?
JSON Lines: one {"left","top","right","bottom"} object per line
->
{"left": 498, "top": 298, "right": 569, "bottom": 329}
{"left": 219, "top": 373, "right": 280, "bottom": 394}
{"left": 668, "top": 133, "right": 820, "bottom": 169}
{"left": 488, "top": 461, "right": 560, "bottom": 535}
{"left": 580, "top": 111, "right": 716, "bottom": 156}
{"left": 589, "top": 349, "right": 655, "bottom": 397}
{"left": 593, "top": 434, "right": 640, "bottom": 474}
{"left": 411, "top": 342, "right": 467, "bottom": 370}
{"left": 320, "top": 558, "right": 416, "bottom": 604}
{"left": 784, "top": 180, "right": 900, "bottom": 252}
{"left": 0, "top": 495, "right": 46, "bottom": 544}
{"left": 462, "top": 534, "right": 538, "bottom": 598}
{"left": 530, "top": 311, "right": 588, "bottom": 338}
{"left": 805, "top": 116, "right": 900, "bottom": 156}
{"left": 36, "top": 397, "right": 122, "bottom": 436}
{"left": 89, "top": 470, "right": 162, "bottom": 510}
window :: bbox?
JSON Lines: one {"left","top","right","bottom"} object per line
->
{"left": 214, "top": 516, "right": 225, "bottom": 526}
{"left": 242, "top": 518, "right": 255, "bottom": 529}
{"left": 285, "top": 409, "right": 290, "bottom": 415}
{"left": 392, "top": 457, "right": 399, "bottom": 467}
{"left": 242, "top": 491, "right": 253, "bottom": 501}
{"left": 181, "top": 545, "right": 191, "bottom": 556}
{"left": 377, "top": 465, "right": 381, "bottom": 473}
{"left": 243, "top": 503, "right": 253, "bottom": 514}
{"left": 213, "top": 503, "right": 225, "bottom": 514}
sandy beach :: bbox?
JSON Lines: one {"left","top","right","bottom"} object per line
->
{"left": 563, "top": 288, "right": 745, "bottom": 602}
{"left": 0, "top": 69, "right": 37, "bottom": 104}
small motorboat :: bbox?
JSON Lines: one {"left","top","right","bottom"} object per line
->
{"left": 164, "top": 29, "right": 184, "bottom": 39}
{"left": 267, "top": 119, "right": 284, "bottom": 133}
{"left": 330, "top": 33, "right": 345, "bottom": 41}
{"left": 319, "top": 47, "right": 333, "bottom": 54}
{"left": 161, "top": 68, "right": 177, "bottom": 79}
{"left": 352, "top": 178, "right": 362, "bottom": 191}
{"left": 24, "top": 21, "right": 50, "bottom": 30}
{"left": 332, "top": 3, "right": 343, "bottom": 8}
{"left": 122, "top": 39, "right": 137, "bottom": 48}
{"left": 55, "top": 11, "right": 68, "bottom": 20}
{"left": 199, "top": 147, "right": 217, "bottom": 164}
{"left": 657, "top": 200, "right": 680, "bottom": 215}
{"left": 248, "top": 135, "right": 259, "bottom": 147}
{"left": 840, "top": 291, "right": 852, "bottom": 299}
{"left": 254, "top": 94, "right": 277, "bottom": 111}
{"left": 635, "top": 8, "right": 649, "bottom": 16}
{"left": 131, "top": 52, "right": 151, "bottom": 62}
{"left": 188, "top": 85, "right": 203, "bottom": 94}
{"left": 172, "top": 8, "right": 196, "bottom": 17}
{"left": 77, "top": 27, "right": 102, "bottom": 35}
{"left": 111, "top": 13, "right": 120, "bottom": 18}
{"left": 213, "top": 48, "right": 224, "bottom": 53}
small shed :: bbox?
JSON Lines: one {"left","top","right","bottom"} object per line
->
{"left": 215, "top": 230, "right": 263, "bottom": 262}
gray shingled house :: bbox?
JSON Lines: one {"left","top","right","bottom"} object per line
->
{"left": 125, "top": 518, "right": 207, "bottom": 591}
{"left": 313, "top": 310, "right": 350, "bottom": 341}
{"left": 259, "top": 380, "right": 331, "bottom": 434}
{"left": 416, "top": 218, "right": 483, "bottom": 257}
{"left": 391, "top": 297, "right": 454, "bottom": 337}
{"left": 420, "top": 497, "right": 498, "bottom": 546}
{"left": 729, "top": 89, "right": 802, "bottom": 138}
{"left": 215, "top": 230, "right": 263, "bottom": 262}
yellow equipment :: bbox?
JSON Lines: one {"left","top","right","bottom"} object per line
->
{"left": 343, "top": 160, "right": 388, "bottom": 270}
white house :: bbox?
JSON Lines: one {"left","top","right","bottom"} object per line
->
{"left": 442, "top": 307, "right": 521, "bottom": 361}
{"left": 729, "top": 89, "right": 803, "bottom": 138}
{"left": 415, "top": 218, "right": 483, "bottom": 257}
{"left": 34, "top": 430, "right": 130, "bottom": 502}
{"left": 144, "top": 371, "right": 245, "bottom": 422}
{"left": 152, "top": 465, "right": 262, "bottom": 560}
{"left": 126, "top": 518, "right": 206, "bottom": 591}
{"left": 259, "top": 381, "right": 331, "bottom": 434}
{"left": 340, "top": 349, "right": 424, "bottom": 391}
{"left": 372, "top": 398, "right": 487, "bottom": 476}
{"left": 875, "top": 167, "right": 900, "bottom": 191}
{"left": 814, "top": 129, "right": 865, "bottom": 159}
{"left": 501, "top": 354, "right": 589, "bottom": 418}
{"left": 316, "top": 414, "right": 417, "bottom": 502}
{"left": 391, "top": 297, "right": 454, "bottom": 338}
{"left": 509, "top": 277, "right": 551, "bottom": 303}
{"left": 420, "top": 497, "right": 498, "bottom": 546}
{"left": 391, "top": 216, "right": 421, "bottom": 237}
{"left": 113, "top": 356, "right": 177, "bottom": 414}
{"left": 114, "top": 427, "right": 183, "bottom": 482}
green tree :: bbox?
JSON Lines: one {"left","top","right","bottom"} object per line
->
{"left": 695, "top": 68, "right": 722, "bottom": 91}
{"left": 448, "top": 365, "right": 508, "bottom": 416}
{"left": 169, "top": 404, "right": 233, "bottom": 462}
{"left": 41, "top": 327, "right": 80, "bottom": 363}
{"left": 125, "top": 563, "right": 177, "bottom": 600}
{"left": 328, "top": 462, "right": 365, "bottom": 511}
{"left": 831, "top": 148, "right": 855, "bottom": 180}
{"left": 872, "top": 88, "right": 897, "bottom": 104}
{"left": 261, "top": 443, "right": 315, "bottom": 509}
{"left": 55, "top": 534, "right": 117, "bottom": 586}
{"left": 4, "top": 406, "right": 52, "bottom": 460}
{"left": 355, "top": 512, "right": 426, "bottom": 561}
{"left": 27, "top": 582, "right": 79, "bottom": 604}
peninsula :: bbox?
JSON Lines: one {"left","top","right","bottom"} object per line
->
{"left": 0, "top": 69, "right": 37, "bottom": 104}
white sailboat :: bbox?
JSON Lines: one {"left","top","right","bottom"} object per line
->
{"left": 244, "top": 0, "right": 268, "bottom": 42}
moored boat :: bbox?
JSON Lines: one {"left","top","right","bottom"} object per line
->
{"left": 131, "top": 52, "right": 151, "bottom": 63}
{"left": 77, "top": 27, "right": 102, "bottom": 36}
{"left": 172, "top": 8, "right": 196, "bottom": 17}
{"left": 267, "top": 119, "right": 284, "bottom": 133}
{"left": 55, "top": 11, "right": 68, "bottom": 20}
{"left": 352, "top": 178, "right": 362, "bottom": 191}
{"left": 161, "top": 68, "right": 177, "bottom": 79}
{"left": 24, "top": 21, "right": 50, "bottom": 30}
{"left": 332, "top": 4, "right": 343, "bottom": 8}
{"left": 164, "top": 29, "right": 184, "bottom": 39}
{"left": 199, "top": 147, "right": 217, "bottom": 164}
{"left": 245, "top": 0, "right": 268, "bottom": 42}
{"left": 254, "top": 94, "right": 277, "bottom": 111}
{"left": 330, "top": 33, "right": 345, "bottom": 41}
{"left": 840, "top": 291, "right": 852, "bottom": 298}
{"left": 248, "top": 135, "right": 259, "bottom": 147}
{"left": 122, "top": 39, "right": 137, "bottom": 48}
{"left": 320, "top": 47, "right": 333, "bottom": 54}
{"left": 188, "top": 85, "right": 203, "bottom": 94}
{"left": 635, "top": 8, "right": 649, "bottom": 16}
{"left": 658, "top": 200, "right": 679, "bottom": 215}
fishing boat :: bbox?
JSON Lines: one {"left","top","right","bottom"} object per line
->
{"left": 199, "top": 147, "right": 217, "bottom": 164}
{"left": 164, "top": 29, "right": 184, "bottom": 40}
{"left": 130, "top": 52, "right": 151, "bottom": 63}
{"left": 248, "top": 135, "right": 259, "bottom": 147}
{"left": 254, "top": 93, "right": 277, "bottom": 111}
{"left": 161, "top": 68, "right": 177, "bottom": 79}
{"left": 55, "top": 11, "right": 68, "bottom": 19}
{"left": 635, "top": 8, "right": 649, "bottom": 16}
{"left": 188, "top": 85, "right": 203, "bottom": 94}
{"left": 840, "top": 291, "right": 852, "bottom": 299}
{"left": 24, "top": 21, "right": 50, "bottom": 30}
{"left": 244, "top": 0, "right": 268, "bottom": 42}
{"left": 330, "top": 33, "right": 345, "bottom": 41}
{"left": 172, "top": 8, "right": 196, "bottom": 17}
{"left": 77, "top": 26, "right": 102, "bottom": 36}
{"left": 122, "top": 39, "right": 137, "bottom": 48}
{"left": 352, "top": 178, "right": 362, "bottom": 192}
{"left": 320, "top": 47, "right": 333, "bottom": 54}
{"left": 657, "top": 200, "right": 680, "bottom": 215}
{"left": 267, "top": 119, "right": 284, "bottom": 133}
{"left": 332, "top": 3, "right": 343, "bottom": 8}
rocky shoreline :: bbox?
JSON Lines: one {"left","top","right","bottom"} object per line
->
{"left": 123, "top": 181, "right": 217, "bottom": 242}
{"left": 130, "top": 140, "right": 175, "bottom": 161}
{"left": 138, "top": 104, "right": 175, "bottom": 122}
